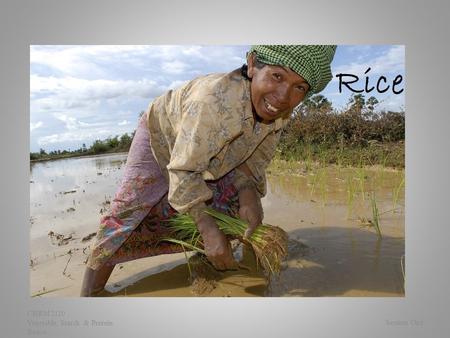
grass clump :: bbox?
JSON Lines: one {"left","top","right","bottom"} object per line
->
{"left": 162, "top": 208, "right": 288, "bottom": 277}
{"left": 370, "top": 192, "right": 382, "bottom": 239}
{"left": 392, "top": 171, "right": 405, "bottom": 213}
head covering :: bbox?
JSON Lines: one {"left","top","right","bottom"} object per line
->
{"left": 249, "top": 45, "right": 337, "bottom": 95}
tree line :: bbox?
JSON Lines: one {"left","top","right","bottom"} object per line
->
{"left": 283, "top": 93, "right": 404, "bottom": 146}
{"left": 30, "top": 132, "right": 135, "bottom": 161}
{"left": 278, "top": 93, "right": 405, "bottom": 167}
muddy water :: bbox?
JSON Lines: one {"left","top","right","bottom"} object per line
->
{"left": 30, "top": 154, "right": 405, "bottom": 297}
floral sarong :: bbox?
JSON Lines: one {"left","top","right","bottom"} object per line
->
{"left": 86, "top": 115, "right": 239, "bottom": 270}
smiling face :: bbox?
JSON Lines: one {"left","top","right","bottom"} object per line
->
{"left": 247, "top": 53, "right": 310, "bottom": 123}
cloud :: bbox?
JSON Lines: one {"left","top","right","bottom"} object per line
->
{"left": 30, "top": 75, "right": 166, "bottom": 112}
{"left": 37, "top": 130, "right": 110, "bottom": 145}
{"left": 30, "top": 121, "right": 43, "bottom": 132}
{"left": 118, "top": 120, "right": 130, "bottom": 126}
{"left": 51, "top": 113, "right": 124, "bottom": 134}
{"left": 181, "top": 46, "right": 207, "bottom": 59}
{"left": 53, "top": 113, "right": 79, "bottom": 130}
{"left": 36, "top": 122, "right": 135, "bottom": 146}
{"left": 31, "top": 45, "right": 248, "bottom": 80}
{"left": 333, "top": 45, "right": 404, "bottom": 78}
{"left": 167, "top": 79, "right": 188, "bottom": 90}
{"left": 31, "top": 46, "right": 171, "bottom": 78}
{"left": 31, "top": 46, "right": 103, "bottom": 78}
{"left": 162, "top": 60, "right": 189, "bottom": 74}
{"left": 52, "top": 113, "right": 107, "bottom": 131}
{"left": 30, "top": 45, "right": 157, "bottom": 78}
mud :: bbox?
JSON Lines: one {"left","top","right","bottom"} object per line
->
{"left": 30, "top": 154, "right": 405, "bottom": 297}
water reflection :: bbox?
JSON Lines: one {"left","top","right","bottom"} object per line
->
{"left": 30, "top": 154, "right": 128, "bottom": 240}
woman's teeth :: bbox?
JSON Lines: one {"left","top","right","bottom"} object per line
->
{"left": 265, "top": 100, "right": 279, "bottom": 113}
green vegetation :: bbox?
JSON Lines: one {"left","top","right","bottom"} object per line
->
{"left": 346, "top": 173, "right": 356, "bottom": 219}
{"left": 392, "top": 171, "right": 405, "bottom": 212}
{"left": 162, "top": 208, "right": 288, "bottom": 277}
{"left": 278, "top": 94, "right": 405, "bottom": 169}
{"left": 30, "top": 132, "right": 134, "bottom": 162}
{"left": 370, "top": 192, "right": 382, "bottom": 239}
{"left": 356, "top": 155, "right": 367, "bottom": 201}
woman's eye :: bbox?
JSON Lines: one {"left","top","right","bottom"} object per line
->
{"left": 272, "top": 73, "right": 282, "bottom": 80}
{"left": 297, "top": 86, "right": 306, "bottom": 92}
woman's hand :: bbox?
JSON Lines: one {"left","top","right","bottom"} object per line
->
{"left": 238, "top": 187, "right": 264, "bottom": 239}
{"left": 196, "top": 213, "right": 238, "bottom": 271}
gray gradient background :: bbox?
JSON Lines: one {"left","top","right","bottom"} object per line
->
{"left": 1, "top": 0, "right": 449, "bottom": 337}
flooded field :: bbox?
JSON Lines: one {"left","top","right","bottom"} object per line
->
{"left": 30, "top": 153, "right": 405, "bottom": 297}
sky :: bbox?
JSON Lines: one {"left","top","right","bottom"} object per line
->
{"left": 30, "top": 45, "right": 405, "bottom": 152}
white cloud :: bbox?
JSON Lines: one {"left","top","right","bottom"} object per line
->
{"left": 182, "top": 46, "right": 207, "bottom": 59}
{"left": 30, "top": 121, "right": 43, "bottom": 132}
{"left": 30, "top": 75, "right": 166, "bottom": 112}
{"left": 78, "top": 121, "right": 96, "bottom": 127}
{"left": 31, "top": 46, "right": 102, "bottom": 78}
{"left": 118, "top": 120, "right": 130, "bottom": 126}
{"left": 30, "top": 45, "right": 204, "bottom": 78}
{"left": 333, "top": 45, "right": 404, "bottom": 78}
{"left": 33, "top": 45, "right": 245, "bottom": 76}
{"left": 162, "top": 60, "right": 188, "bottom": 74}
{"left": 37, "top": 129, "right": 110, "bottom": 145}
{"left": 52, "top": 113, "right": 111, "bottom": 130}
{"left": 167, "top": 79, "right": 188, "bottom": 90}
{"left": 36, "top": 124, "right": 133, "bottom": 146}
{"left": 53, "top": 113, "right": 79, "bottom": 130}
{"left": 30, "top": 45, "right": 156, "bottom": 78}
{"left": 37, "top": 134, "right": 60, "bottom": 145}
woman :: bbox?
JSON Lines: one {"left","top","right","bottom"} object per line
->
{"left": 81, "top": 45, "right": 336, "bottom": 296}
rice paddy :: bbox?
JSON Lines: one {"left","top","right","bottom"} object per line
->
{"left": 268, "top": 157, "right": 404, "bottom": 241}
{"left": 30, "top": 153, "right": 405, "bottom": 297}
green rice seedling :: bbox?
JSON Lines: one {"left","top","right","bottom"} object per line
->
{"left": 370, "top": 192, "right": 382, "bottom": 239}
{"left": 308, "top": 171, "right": 320, "bottom": 199}
{"left": 336, "top": 150, "right": 345, "bottom": 176}
{"left": 287, "top": 157, "right": 298, "bottom": 174}
{"left": 377, "top": 151, "right": 389, "bottom": 186}
{"left": 346, "top": 173, "right": 356, "bottom": 219}
{"left": 336, "top": 134, "right": 345, "bottom": 172}
{"left": 161, "top": 209, "right": 288, "bottom": 277}
{"left": 400, "top": 254, "right": 405, "bottom": 291}
{"left": 317, "top": 144, "right": 329, "bottom": 169}
{"left": 318, "top": 167, "right": 328, "bottom": 206}
{"left": 356, "top": 154, "right": 367, "bottom": 201}
{"left": 304, "top": 143, "right": 313, "bottom": 172}
{"left": 180, "top": 243, "right": 194, "bottom": 279}
{"left": 392, "top": 171, "right": 405, "bottom": 213}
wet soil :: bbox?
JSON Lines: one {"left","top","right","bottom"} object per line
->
{"left": 30, "top": 154, "right": 405, "bottom": 297}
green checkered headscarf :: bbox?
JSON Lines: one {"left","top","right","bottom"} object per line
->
{"left": 249, "top": 45, "right": 337, "bottom": 94}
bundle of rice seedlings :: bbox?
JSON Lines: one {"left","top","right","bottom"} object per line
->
{"left": 162, "top": 208, "right": 288, "bottom": 277}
